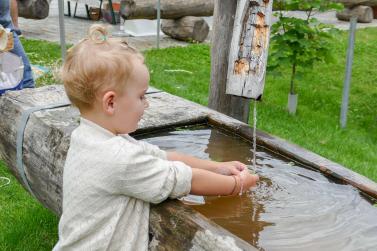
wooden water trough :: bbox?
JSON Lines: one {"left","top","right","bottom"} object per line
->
{"left": 1, "top": 85, "right": 377, "bottom": 250}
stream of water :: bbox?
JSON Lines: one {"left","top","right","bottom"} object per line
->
{"left": 252, "top": 100, "right": 257, "bottom": 171}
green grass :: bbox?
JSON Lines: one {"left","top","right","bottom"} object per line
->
{"left": 0, "top": 28, "right": 376, "bottom": 250}
{"left": 146, "top": 45, "right": 211, "bottom": 105}
{"left": 22, "top": 38, "right": 65, "bottom": 87}
{"left": 0, "top": 161, "right": 58, "bottom": 251}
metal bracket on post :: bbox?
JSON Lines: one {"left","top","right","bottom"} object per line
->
{"left": 340, "top": 16, "right": 357, "bottom": 128}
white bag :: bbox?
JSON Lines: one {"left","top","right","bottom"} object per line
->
{"left": 0, "top": 52, "right": 24, "bottom": 95}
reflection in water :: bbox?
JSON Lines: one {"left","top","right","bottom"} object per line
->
{"left": 138, "top": 126, "right": 377, "bottom": 251}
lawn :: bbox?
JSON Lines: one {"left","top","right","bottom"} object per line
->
{"left": 0, "top": 27, "right": 376, "bottom": 250}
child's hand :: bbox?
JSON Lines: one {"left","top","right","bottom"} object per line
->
{"left": 238, "top": 169, "right": 259, "bottom": 194}
{"left": 214, "top": 161, "right": 247, "bottom": 176}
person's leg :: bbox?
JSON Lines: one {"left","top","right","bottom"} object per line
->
{"left": 10, "top": 0, "right": 21, "bottom": 35}
{"left": 0, "top": 0, "right": 12, "bottom": 28}
{"left": 1, "top": 0, "right": 34, "bottom": 89}
{"left": 10, "top": 0, "right": 19, "bottom": 29}
{"left": 11, "top": 33, "right": 35, "bottom": 88}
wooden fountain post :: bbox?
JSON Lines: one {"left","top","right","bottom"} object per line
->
{"left": 209, "top": 0, "right": 273, "bottom": 123}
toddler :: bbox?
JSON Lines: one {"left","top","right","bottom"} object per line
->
{"left": 53, "top": 24, "right": 259, "bottom": 251}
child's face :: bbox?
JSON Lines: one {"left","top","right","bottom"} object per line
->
{"left": 113, "top": 58, "right": 150, "bottom": 134}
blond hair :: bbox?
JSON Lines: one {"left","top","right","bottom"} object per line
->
{"left": 61, "top": 24, "right": 143, "bottom": 110}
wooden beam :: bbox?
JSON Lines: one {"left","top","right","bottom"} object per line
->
{"left": 208, "top": 0, "right": 251, "bottom": 123}
{"left": 226, "top": 0, "right": 273, "bottom": 99}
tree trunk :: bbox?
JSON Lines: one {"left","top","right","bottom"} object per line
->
{"left": 226, "top": 0, "right": 273, "bottom": 100}
{"left": 18, "top": 0, "right": 52, "bottom": 19}
{"left": 161, "top": 16, "right": 209, "bottom": 42}
{"left": 290, "top": 63, "right": 296, "bottom": 95}
{"left": 208, "top": 0, "right": 251, "bottom": 123}
{"left": 336, "top": 5, "right": 374, "bottom": 23}
{"left": 120, "top": 0, "right": 214, "bottom": 20}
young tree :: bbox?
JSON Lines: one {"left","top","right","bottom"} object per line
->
{"left": 268, "top": 0, "right": 342, "bottom": 114}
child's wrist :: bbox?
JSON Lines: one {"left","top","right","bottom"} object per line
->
{"left": 230, "top": 176, "right": 237, "bottom": 195}
{"left": 239, "top": 174, "right": 244, "bottom": 195}
{"left": 231, "top": 175, "right": 241, "bottom": 196}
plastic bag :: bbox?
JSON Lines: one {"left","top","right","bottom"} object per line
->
{"left": 0, "top": 52, "right": 24, "bottom": 95}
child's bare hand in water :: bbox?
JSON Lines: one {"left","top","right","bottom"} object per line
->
{"left": 238, "top": 169, "right": 259, "bottom": 194}
{"left": 213, "top": 161, "right": 247, "bottom": 176}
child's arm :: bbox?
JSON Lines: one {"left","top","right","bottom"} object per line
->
{"left": 190, "top": 168, "right": 259, "bottom": 196}
{"left": 167, "top": 151, "right": 246, "bottom": 176}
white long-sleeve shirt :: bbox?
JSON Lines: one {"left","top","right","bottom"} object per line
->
{"left": 53, "top": 118, "right": 192, "bottom": 251}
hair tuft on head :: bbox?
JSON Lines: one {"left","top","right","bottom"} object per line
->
{"left": 88, "top": 24, "right": 109, "bottom": 44}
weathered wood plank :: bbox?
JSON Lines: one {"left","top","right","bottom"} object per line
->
{"left": 120, "top": 0, "right": 214, "bottom": 20}
{"left": 226, "top": 0, "right": 273, "bottom": 99}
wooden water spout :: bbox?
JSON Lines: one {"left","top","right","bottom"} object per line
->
{"left": 226, "top": 0, "right": 273, "bottom": 100}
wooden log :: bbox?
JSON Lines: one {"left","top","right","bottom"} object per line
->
{"left": 336, "top": 5, "right": 374, "bottom": 23}
{"left": 334, "top": 0, "right": 377, "bottom": 7}
{"left": 18, "top": 0, "right": 52, "bottom": 20}
{"left": 0, "top": 85, "right": 255, "bottom": 250}
{"left": 373, "top": 6, "right": 377, "bottom": 18}
{"left": 120, "top": 0, "right": 214, "bottom": 20}
{"left": 161, "top": 16, "right": 209, "bottom": 43}
{"left": 208, "top": 0, "right": 251, "bottom": 123}
{"left": 226, "top": 0, "right": 273, "bottom": 100}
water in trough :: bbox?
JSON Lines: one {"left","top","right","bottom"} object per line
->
{"left": 137, "top": 125, "right": 377, "bottom": 251}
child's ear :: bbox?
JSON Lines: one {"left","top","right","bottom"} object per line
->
{"left": 102, "top": 91, "right": 116, "bottom": 115}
